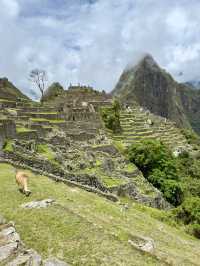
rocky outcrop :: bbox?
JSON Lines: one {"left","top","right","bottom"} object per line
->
{"left": 44, "top": 258, "right": 69, "bottom": 266}
{"left": 112, "top": 54, "right": 200, "bottom": 134}
{"left": 128, "top": 236, "right": 155, "bottom": 254}
{"left": 0, "top": 215, "right": 69, "bottom": 265}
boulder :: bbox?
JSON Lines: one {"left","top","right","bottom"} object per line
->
{"left": 21, "top": 199, "right": 55, "bottom": 209}
{"left": 7, "top": 249, "right": 42, "bottom": 266}
{"left": 0, "top": 226, "right": 20, "bottom": 243}
{"left": 128, "top": 236, "right": 155, "bottom": 254}
{"left": 44, "top": 257, "right": 70, "bottom": 266}
{"left": 0, "top": 242, "right": 18, "bottom": 262}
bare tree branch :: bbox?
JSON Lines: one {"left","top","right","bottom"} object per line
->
{"left": 29, "top": 69, "right": 47, "bottom": 101}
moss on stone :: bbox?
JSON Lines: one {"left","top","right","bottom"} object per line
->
{"left": 100, "top": 175, "right": 127, "bottom": 187}
{"left": 3, "top": 139, "right": 14, "bottom": 153}
{"left": 36, "top": 144, "right": 56, "bottom": 162}
{"left": 123, "top": 163, "right": 137, "bottom": 173}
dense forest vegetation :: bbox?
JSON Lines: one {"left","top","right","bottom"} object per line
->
{"left": 128, "top": 135, "right": 200, "bottom": 239}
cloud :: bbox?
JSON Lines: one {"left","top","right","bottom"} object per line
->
{"left": 1, "top": 0, "right": 20, "bottom": 18}
{"left": 0, "top": 0, "right": 200, "bottom": 98}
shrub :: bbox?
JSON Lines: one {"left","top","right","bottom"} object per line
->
{"left": 128, "top": 140, "right": 183, "bottom": 206}
{"left": 128, "top": 140, "right": 175, "bottom": 176}
{"left": 189, "top": 224, "right": 200, "bottom": 239}
{"left": 148, "top": 169, "right": 165, "bottom": 189}
{"left": 148, "top": 170, "right": 183, "bottom": 206}
{"left": 176, "top": 197, "right": 200, "bottom": 224}
{"left": 181, "top": 129, "right": 200, "bottom": 146}
{"left": 162, "top": 180, "right": 183, "bottom": 206}
{"left": 185, "top": 178, "right": 200, "bottom": 197}
{"left": 3, "top": 140, "right": 14, "bottom": 153}
{"left": 101, "top": 100, "right": 122, "bottom": 133}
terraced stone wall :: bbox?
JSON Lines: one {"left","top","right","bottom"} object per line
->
{"left": 0, "top": 120, "right": 16, "bottom": 154}
{"left": 0, "top": 120, "right": 16, "bottom": 138}
{"left": 0, "top": 126, "right": 5, "bottom": 154}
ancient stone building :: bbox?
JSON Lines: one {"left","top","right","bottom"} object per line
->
{"left": 0, "top": 120, "right": 16, "bottom": 154}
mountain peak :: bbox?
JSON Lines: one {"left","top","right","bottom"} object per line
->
{"left": 136, "top": 53, "right": 159, "bottom": 71}
{"left": 140, "top": 53, "right": 158, "bottom": 65}
{"left": 125, "top": 53, "right": 159, "bottom": 73}
{"left": 112, "top": 54, "right": 192, "bottom": 130}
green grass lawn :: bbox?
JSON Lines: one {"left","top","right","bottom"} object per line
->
{"left": 0, "top": 163, "right": 199, "bottom": 265}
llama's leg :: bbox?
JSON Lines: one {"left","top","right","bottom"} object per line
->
{"left": 24, "top": 178, "right": 31, "bottom": 196}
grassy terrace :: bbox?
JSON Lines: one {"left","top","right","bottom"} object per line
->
{"left": 0, "top": 99, "right": 15, "bottom": 103}
{"left": 29, "top": 112, "right": 59, "bottom": 115}
{"left": 0, "top": 163, "right": 199, "bottom": 265}
{"left": 30, "top": 118, "right": 65, "bottom": 123}
{"left": 81, "top": 167, "right": 127, "bottom": 188}
{"left": 16, "top": 127, "right": 37, "bottom": 133}
{"left": 106, "top": 109, "right": 188, "bottom": 149}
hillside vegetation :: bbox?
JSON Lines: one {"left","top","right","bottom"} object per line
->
{"left": 127, "top": 139, "right": 200, "bottom": 238}
{"left": 0, "top": 163, "right": 200, "bottom": 265}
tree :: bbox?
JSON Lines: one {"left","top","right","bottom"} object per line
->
{"left": 29, "top": 69, "right": 47, "bottom": 101}
{"left": 113, "top": 99, "right": 121, "bottom": 116}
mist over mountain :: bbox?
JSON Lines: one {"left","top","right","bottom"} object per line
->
{"left": 184, "top": 80, "right": 200, "bottom": 90}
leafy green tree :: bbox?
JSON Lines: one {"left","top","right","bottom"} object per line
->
{"left": 128, "top": 140, "right": 182, "bottom": 206}
{"left": 162, "top": 180, "right": 183, "bottom": 206}
{"left": 101, "top": 100, "right": 122, "bottom": 133}
{"left": 128, "top": 140, "right": 172, "bottom": 175}
{"left": 176, "top": 197, "right": 200, "bottom": 224}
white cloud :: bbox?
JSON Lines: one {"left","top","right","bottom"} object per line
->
{"left": 1, "top": 0, "right": 20, "bottom": 18}
{"left": 0, "top": 0, "right": 200, "bottom": 98}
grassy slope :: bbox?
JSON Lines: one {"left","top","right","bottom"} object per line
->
{"left": 0, "top": 79, "right": 29, "bottom": 100}
{"left": 0, "top": 163, "right": 199, "bottom": 266}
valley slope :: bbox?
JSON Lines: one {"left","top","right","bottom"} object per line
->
{"left": 0, "top": 163, "right": 200, "bottom": 266}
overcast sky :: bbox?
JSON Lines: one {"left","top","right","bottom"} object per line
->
{"left": 0, "top": 0, "right": 200, "bottom": 97}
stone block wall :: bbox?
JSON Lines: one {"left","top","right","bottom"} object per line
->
{"left": 0, "top": 119, "right": 16, "bottom": 139}
{"left": 0, "top": 101, "right": 16, "bottom": 109}
{"left": 0, "top": 126, "right": 5, "bottom": 154}
{"left": 0, "top": 120, "right": 16, "bottom": 154}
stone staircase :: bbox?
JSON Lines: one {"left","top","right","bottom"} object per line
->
{"left": 108, "top": 107, "right": 188, "bottom": 150}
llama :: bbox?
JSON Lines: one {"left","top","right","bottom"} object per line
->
{"left": 15, "top": 169, "right": 31, "bottom": 196}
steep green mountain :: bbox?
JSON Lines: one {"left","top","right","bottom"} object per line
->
{"left": 112, "top": 54, "right": 200, "bottom": 134}
{"left": 0, "top": 78, "right": 29, "bottom": 101}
